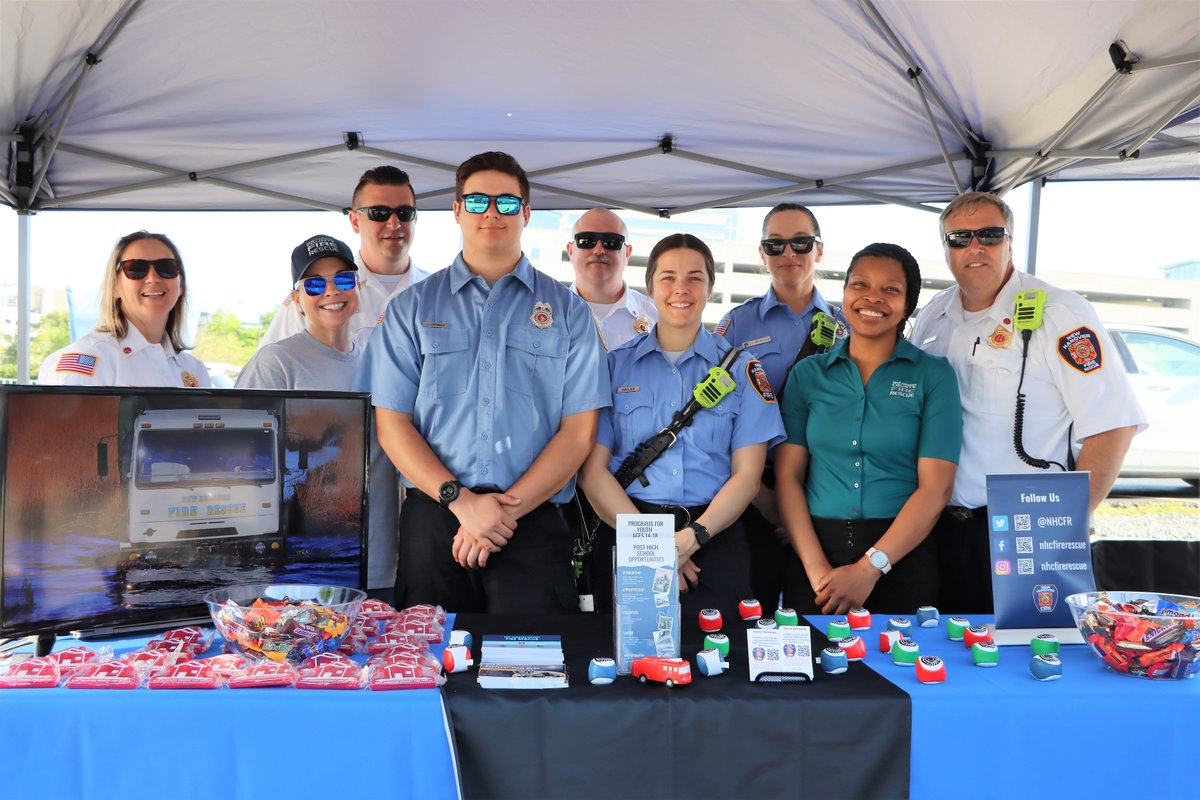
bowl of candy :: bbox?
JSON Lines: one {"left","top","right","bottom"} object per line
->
{"left": 1066, "top": 591, "right": 1200, "bottom": 680}
{"left": 205, "top": 584, "right": 365, "bottom": 664}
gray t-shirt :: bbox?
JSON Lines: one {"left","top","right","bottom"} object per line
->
{"left": 236, "top": 331, "right": 400, "bottom": 591}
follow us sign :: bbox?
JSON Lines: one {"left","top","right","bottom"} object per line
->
{"left": 985, "top": 472, "right": 1095, "bottom": 639}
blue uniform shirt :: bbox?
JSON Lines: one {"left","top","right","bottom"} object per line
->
{"left": 357, "top": 253, "right": 610, "bottom": 504}
{"left": 781, "top": 337, "right": 962, "bottom": 519}
{"left": 597, "top": 327, "right": 787, "bottom": 507}
{"left": 716, "top": 285, "right": 846, "bottom": 395}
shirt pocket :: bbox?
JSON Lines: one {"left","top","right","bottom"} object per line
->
{"left": 417, "top": 327, "right": 471, "bottom": 397}
{"left": 613, "top": 391, "right": 655, "bottom": 453}
{"left": 696, "top": 396, "right": 733, "bottom": 454}
{"left": 504, "top": 324, "right": 569, "bottom": 398}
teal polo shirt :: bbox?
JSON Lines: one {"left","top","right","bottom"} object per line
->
{"left": 781, "top": 337, "right": 961, "bottom": 519}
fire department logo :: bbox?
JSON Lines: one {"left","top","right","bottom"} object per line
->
{"left": 1033, "top": 583, "right": 1059, "bottom": 613}
{"left": 181, "top": 371, "right": 199, "bottom": 387}
{"left": 746, "top": 360, "right": 776, "bottom": 403}
{"left": 1058, "top": 327, "right": 1102, "bottom": 373}
{"left": 987, "top": 323, "right": 1013, "bottom": 349}
{"left": 530, "top": 301, "right": 553, "bottom": 329}
{"left": 634, "top": 314, "right": 652, "bottom": 334}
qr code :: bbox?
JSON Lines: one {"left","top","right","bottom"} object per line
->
{"left": 766, "top": 649, "right": 780, "bottom": 660}
{"left": 1018, "top": 558, "right": 1034, "bottom": 575}
{"left": 1015, "top": 514, "right": 1031, "bottom": 531}
{"left": 1016, "top": 536, "right": 1033, "bottom": 554}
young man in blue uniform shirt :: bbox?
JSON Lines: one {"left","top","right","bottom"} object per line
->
{"left": 357, "top": 152, "right": 610, "bottom": 613}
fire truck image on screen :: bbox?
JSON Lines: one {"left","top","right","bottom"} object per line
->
{"left": 105, "top": 409, "right": 290, "bottom": 560}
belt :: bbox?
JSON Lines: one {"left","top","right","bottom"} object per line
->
{"left": 945, "top": 505, "right": 987, "bottom": 522}
{"left": 631, "top": 498, "right": 709, "bottom": 530}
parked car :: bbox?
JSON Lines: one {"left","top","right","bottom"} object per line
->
{"left": 1106, "top": 324, "right": 1200, "bottom": 487}
{"left": 630, "top": 656, "right": 692, "bottom": 687}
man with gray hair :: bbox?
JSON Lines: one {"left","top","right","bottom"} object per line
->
{"left": 911, "top": 190, "right": 1145, "bottom": 614}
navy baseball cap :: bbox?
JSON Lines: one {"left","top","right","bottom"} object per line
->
{"left": 291, "top": 235, "right": 357, "bottom": 284}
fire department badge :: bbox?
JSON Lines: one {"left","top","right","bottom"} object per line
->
{"left": 746, "top": 360, "right": 776, "bottom": 403}
{"left": 634, "top": 314, "right": 652, "bottom": 334}
{"left": 987, "top": 323, "right": 1013, "bottom": 349}
{"left": 1058, "top": 327, "right": 1102, "bottom": 373}
{"left": 181, "top": 371, "right": 199, "bottom": 388}
{"left": 530, "top": 301, "right": 553, "bottom": 329}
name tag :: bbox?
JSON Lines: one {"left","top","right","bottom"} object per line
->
{"left": 421, "top": 321, "right": 447, "bottom": 328}
{"left": 743, "top": 336, "right": 772, "bottom": 348}
{"left": 921, "top": 335, "right": 937, "bottom": 345}
{"left": 616, "top": 386, "right": 640, "bottom": 393}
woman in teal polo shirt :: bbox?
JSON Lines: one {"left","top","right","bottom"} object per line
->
{"left": 776, "top": 243, "right": 961, "bottom": 615}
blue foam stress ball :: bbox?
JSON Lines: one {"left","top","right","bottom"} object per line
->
{"left": 1030, "top": 654, "right": 1063, "bottom": 682}
{"left": 821, "top": 646, "right": 849, "bottom": 675}
{"left": 588, "top": 657, "right": 617, "bottom": 685}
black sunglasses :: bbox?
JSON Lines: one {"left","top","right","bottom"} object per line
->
{"left": 355, "top": 205, "right": 417, "bottom": 223}
{"left": 573, "top": 232, "right": 627, "bottom": 251}
{"left": 944, "top": 227, "right": 1008, "bottom": 248}
{"left": 760, "top": 236, "right": 820, "bottom": 256}
{"left": 118, "top": 258, "right": 181, "bottom": 280}
{"left": 296, "top": 271, "right": 358, "bottom": 296}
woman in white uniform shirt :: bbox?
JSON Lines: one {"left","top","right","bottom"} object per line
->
{"left": 38, "top": 231, "right": 211, "bottom": 388}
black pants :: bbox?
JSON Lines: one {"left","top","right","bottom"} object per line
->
{"left": 783, "top": 517, "right": 938, "bottom": 616}
{"left": 395, "top": 491, "right": 578, "bottom": 615}
{"left": 588, "top": 509, "right": 751, "bottom": 624}
{"left": 932, "top": 507, "right": 995, "bottom": 614}
{"left": 740, "top": 502, "right": 803, "bottom": 616}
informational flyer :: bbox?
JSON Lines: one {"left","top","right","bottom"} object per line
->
{"left": 746, "top": 626, "right": 814, "bottom": 682}
{"left": 613, "top": 513, "right": 680, "bottom": 673}
{"left": 985, "top": 472, "right": 1095, "bottom": 644}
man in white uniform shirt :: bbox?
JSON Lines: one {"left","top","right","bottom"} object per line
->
{"left": 259, "top": 166, "right": 431, "bottom": 349}
{"left": 910, "top": 191, "right": 1146, "bottom": 614}
{"left": 566, "top": 208, "right": 656, "bottom": 349}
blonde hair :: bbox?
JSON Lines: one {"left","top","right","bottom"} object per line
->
{"left": 95, "top": 231, "right": 191, "bottom": 350}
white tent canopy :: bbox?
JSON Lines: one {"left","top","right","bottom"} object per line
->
{"left": 3, "top": 0, "right": 1199, "bottom": 379}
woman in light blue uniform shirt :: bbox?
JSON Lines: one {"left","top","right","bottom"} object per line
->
{"left": 580, "top": 234, "right": 786, "bottom": 619}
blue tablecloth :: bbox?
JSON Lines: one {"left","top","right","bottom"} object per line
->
{"left": 1, "top": 627, "right": 460, "bottom": 800}
{"left": 807, "top": 614, "right": 1199, "bottom": 800}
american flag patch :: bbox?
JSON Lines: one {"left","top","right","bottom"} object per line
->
{"left": 56, "top": 352, "right": 97, "bottom": 376}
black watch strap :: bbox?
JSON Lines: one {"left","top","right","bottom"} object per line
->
{"left": 438, "top": 480, "right": 464, "bottom": 508}
{"left": 689, "top": 522, "right": 711, "bottom": 547}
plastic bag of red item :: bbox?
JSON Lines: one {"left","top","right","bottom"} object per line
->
{"left": 359, "top": 598, "right": 399, "bottom": 622}
{"left": 121, "top": 646, "right": 187, "bottom": 677}
{"left": 338, "top": 634, "right": 371, "bottom": 656}
{"left": 368, "top": 630, "right": 432, "bottom": 654}
{"left": 367, "top": 648, "right": 441, "bottom": 670}
{"left": 47, "top": 645, "right": 112, "bottom": 678}
{"left": 198, "top": 653, "right": 251, "bottom": 680}
{"left": 146, "top": 627, "right": 214, "bottom": 656}
{"left": 307, "top": 651, "right": 356, "bottom": 668}
{"left": 65, "top": 660, "right": 141, "bottom": 690}
{"left": 295, "top": 660, "right": 366, "bottom": 690}
{"left": 227, "top": 660, "right": 298, "bottom": 689}
{"left": 398, "top": 604, "right": 447, "bottom": 625}
{"left": 368, "top": 661, "right": 445, "bottom": 691}
{"left": 147, "top": 659, "right": 223, "bottom": 689}
{"left": 0, "top": 657, "right": 62, "bottom": 688}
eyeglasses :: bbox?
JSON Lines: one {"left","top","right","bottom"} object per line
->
{"left": 296, "top": 271, "right": 358, "bottom": 296}
{"left": 573, "top": 232, "right": 627, "bottom": 251}
{"left": 355, "top": 205, "right": 417, "bottom": 223}
{"left": 118, "top": 258, "right": 181, "bottom": 280}
{"left": 944, "top": 227, "right": 1009, "bottom": 248}
{"left": 760, "top": 236, "right": 820, "bottom": 256}
{"left": 460, "top": 193, "right": 524, "bottom": 216}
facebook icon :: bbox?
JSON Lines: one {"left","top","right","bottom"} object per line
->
{"left": 992, "top": 515, "right": 1009, "bottom": 532}
{"left": 996, "top": 538, "right": 1008, "bottom": 552}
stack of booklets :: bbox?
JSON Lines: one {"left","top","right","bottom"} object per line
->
{"left": 476, "top": 634, "right": 568, "bottom": 689}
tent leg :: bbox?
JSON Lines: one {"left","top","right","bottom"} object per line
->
{"left": 1025, "top": 179, "right": 1042, "bottom": 277}
{"left": 16, "top": 211, "right": 32, "bottom": 383}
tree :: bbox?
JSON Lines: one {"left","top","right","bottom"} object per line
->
{"left": 192, "top": 309, "right": 265, "bottom": 367}
{"left": 0, "top": 310, "right": 72, "bottom": 380}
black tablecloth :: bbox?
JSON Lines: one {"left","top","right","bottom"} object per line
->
{"left": 444, "top": 613, "right": 911, "bottom": 800}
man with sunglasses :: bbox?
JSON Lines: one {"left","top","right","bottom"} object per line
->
{"left": 911, "top": 191, "right": 1145, "bottom": 614}
{"left": 713, "top": 203, "right": 846, "bottom": 617}
{"left": 259, "top": 166, "right": 430, "bottom": 350}
{"left": 566, "top": 208, "right": 657, "bottom": 349}
{"left": 358, "top": 151, "right": 609, "bottom": 614}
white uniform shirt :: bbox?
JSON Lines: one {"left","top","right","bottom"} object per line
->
{"left": 258, "top": 253, "right": 431, "bottom": 350}
{"left": 38, "top": 326, "right": 212, "bottom": 388}
{"left": 910, "top": 269, "right": 1146, "bottom": 508}
{"left": 571, "top": 282, "right": 657, "bottom": 349}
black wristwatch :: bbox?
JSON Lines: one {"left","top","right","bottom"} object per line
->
{"left": 438, "top": 479, "right": 464, "bottom": 508}
{"left": 689, "top": 522, "right": 712, "bottom": 547}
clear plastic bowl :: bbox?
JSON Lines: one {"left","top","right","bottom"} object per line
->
{"left": 205, "top": 584, "right": 365, "bottom": 664}
{"left": 1066, "top": 591, "right": 1200, "bottom": 680}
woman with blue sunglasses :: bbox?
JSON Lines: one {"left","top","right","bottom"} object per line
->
{"left": 38, "top": 231, "right": 212, "bottom": 388}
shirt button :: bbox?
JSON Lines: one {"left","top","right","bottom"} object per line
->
{"left": 483, "top": 398, "right": 490, "bottom": 405}
{"left": 433, "top": 343, "right": 440, "bottom": 350}
{"left": 485, "top": 330, "right": 493, "bottom": 337}
{"left": 484, "top": 361, "right": 491, "bottom": 369}
{"left": 481, "top": 468, "right": 488, "bottom": 475}
{"left": 534, "top": 341, "right": 541, "bottom": 349}
{"left": 854, "top": 461, "right": 861, "bottom": 467}
{"left": 851, "top": 440, "right": 858, "bottom": 446}
{"left": 854, "top": 482, "right": 860, "bottom": 489}
{"left": 672, "top": 469, "right": 678, "bottom": 475}
{"left": 481, "top": 433, "right": 488, "bottom": 440}
{"left": 670, "top": 401, "right": 677, "bottom": 408}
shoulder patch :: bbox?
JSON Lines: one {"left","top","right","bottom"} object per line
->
{"left": 714, "top": 316, "right": 730, "bottom": 336}
{"left": 1058, "top": 327, "right": 1102, "bottom": 373}
{"left": 56, "top": 352, "right": 97, "bottom": 376}
{"left": 745, "top": 359, "right": 776, "bottom": 403}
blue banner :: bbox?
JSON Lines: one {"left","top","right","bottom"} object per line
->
{"left": 985, "top": 472, "right": 1095, "bottom": 632}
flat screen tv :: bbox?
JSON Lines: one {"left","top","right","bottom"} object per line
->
{"left": 0, "top": 386, "right": 368, "bottom": 643}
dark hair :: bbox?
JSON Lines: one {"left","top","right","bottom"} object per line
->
{"left": 351, "top": 165, "right": 414, "bottom": 207}
{"left": 645, "top": 233, "right": 716, "bottom": 290}
{"left": 844, "top": 242, "right": 921, "bottom": 338}
{"left": 761, "top": 202, "right": 821, "bottom": 238}
{"left": 97, "top": 231, "right": 191, "bottom": 350}
{"left": 455, "top": 151, "right": 530, "bottom": 203}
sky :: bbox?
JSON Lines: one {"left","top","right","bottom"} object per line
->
{"left": 2, "top": 179, "right": 1197, "bottom": 334}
